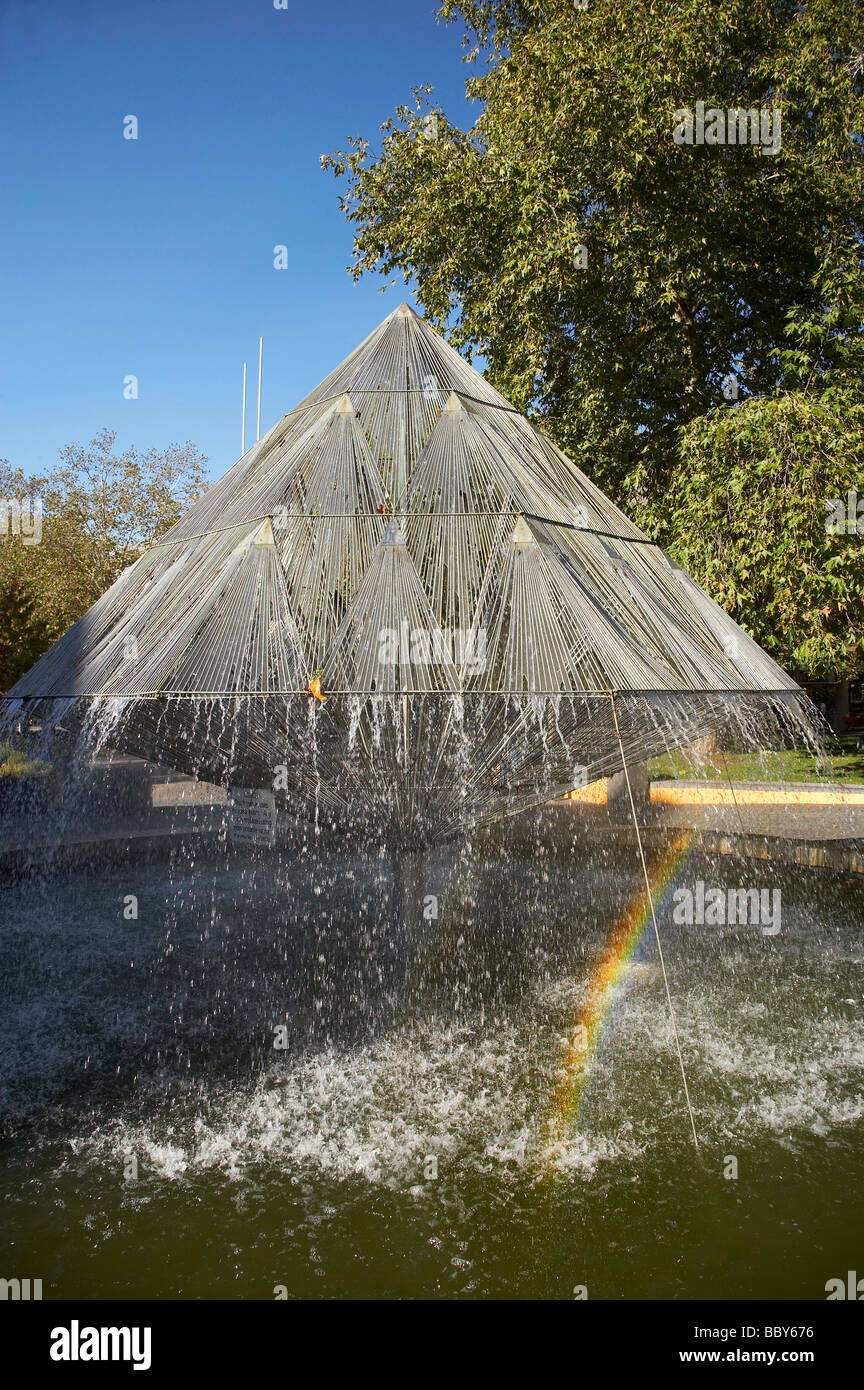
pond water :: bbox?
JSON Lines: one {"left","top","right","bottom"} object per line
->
{"left": 1, "top": 812, "right": 862, "bottom": 1300}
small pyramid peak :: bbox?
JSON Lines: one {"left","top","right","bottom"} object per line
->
{"left": 334, "top": 391, "right": 355, "bottom": 415}
{"left": 382, "top": 519, "right": 406, "bottom": 547}
{"left": 509, "top": 517, "right": 536, "bottom": 547}
{"left": 232, "top": 518, "right": 275, "bottom": 556}
{"left": 394, "top": 302, "right": 418, "bottom": 318}
{"left": 442, "top": 391, "right": 462, "bottom": 415}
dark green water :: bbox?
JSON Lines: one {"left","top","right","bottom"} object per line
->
{"left": 1, "top": 819, "right": 862, "bottom": 1299}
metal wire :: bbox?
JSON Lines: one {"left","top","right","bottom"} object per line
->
{"left": 4, "top": 303, "right": 804, "bottom": 840}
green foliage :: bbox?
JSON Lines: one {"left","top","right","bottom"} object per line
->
{"left": 667, "top": 384, "right": 864, "bottom": 676}
{"left": 0, "top": 577, "right": 52, "bottom": 692}
{"left": 0, "top": 738, "right": 49, "bottom": 779}
{"left": 649, "top": 742, "right": 864, "bottom": 785}
{"left": 324, "top": 0, "right": 863, "bottom": 493}
{"left": 0, "top": 430, "right": 207, "bottom": 690}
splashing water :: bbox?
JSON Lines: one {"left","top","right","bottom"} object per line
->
{"left": 543, "top": 829, "right": 698, "bottom": 1160}
{"left": 0, "top": 799, "right": 862, "bottom": 1300}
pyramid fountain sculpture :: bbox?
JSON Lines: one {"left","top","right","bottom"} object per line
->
{"left": 3, "top": 304, "right": 804, "bottom": 844}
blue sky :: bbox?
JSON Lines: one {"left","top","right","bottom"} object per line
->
{"left": 0, "top": 0, "right": 475, "bottom": 481}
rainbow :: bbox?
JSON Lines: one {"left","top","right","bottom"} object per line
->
{"left": 544, "top": 829, "right": 696, "bottom": 1153}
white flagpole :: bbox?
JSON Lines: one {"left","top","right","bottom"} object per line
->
{"left": 256, "top": 337, "right": 263, "bottom": 443}
{"left": 241, "top": 361, "right": 247, "bottom": 455}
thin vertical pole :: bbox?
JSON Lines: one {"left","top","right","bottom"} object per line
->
{"left": 719, "top": 746, "right": 748, "bottom": 841}
{"left": 609, "top": 694, "right": 700, "bottom": 1151}
{"left": 241, "top": 361, "right": 247, "bottom": 455}
{"left": 256, "top": 336, "right": 263, "bottom": 443}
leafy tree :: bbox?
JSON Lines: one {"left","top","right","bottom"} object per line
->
{"left": 0, "top": 578, "right": 52, "bottom": 692}
{"left": 667, "top": 381, "right": 864, "bottom": 677}
{"left": 322, "top": 0, "right": 864, "bottom": 509}
{"left": 0, "top": 430, "right": 207, "bottom": 687}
